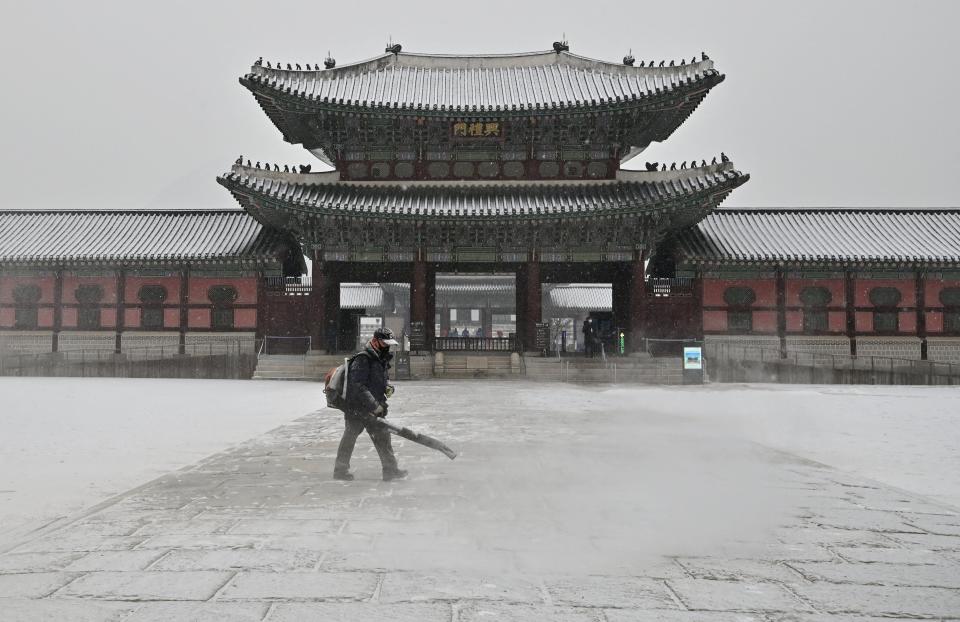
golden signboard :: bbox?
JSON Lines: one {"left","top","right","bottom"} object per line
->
{"left": 452, "top": 121, "right": 501, "bottom": 138}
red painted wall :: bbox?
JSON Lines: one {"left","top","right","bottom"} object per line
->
{"left": 702, "top": 278, "right": 776, "bottom": 307}
{"left": 1, "top": 270, "right": 261, "bottom": 334}
{"left": 927, "top": 311, "right": 944, "bottom": 333}
{"left": 124, "top": 276, "right": 180, "bottom": 304}
{"left": 829, "top": 311, "right": 845, "bottom": 332}
{"left": 188, "top": 277, "right": 257, "bottom": 305}
{"left": 101, "top": 309, "right": 117, "bottom": 329}
{"left": 784, "top": 278, "right": 845, "bottom": 306}
{"left": 124, "top": 308, "right": 140, "bottom": 328}
{"left": 38, "top": 308, "right": 54, "bottom": 328}
{"left": 188, "top": 308, "right": 211, "bottom": 329}
{"left": 853, "top": 278, "right": 915, "bottom": 307}
{"left": 0, "top": 275, "right": 55, "bottom": 304}
{"left": 61, "top": 276, "right": 118, "bottom": 304}
{"left": 899, "top": 312, "right": 916, "bottom": 333}
{"left": 753, "top": 311, "right": 777, "bottom": 334}
{"left": 62, "top": 307, "right": 77, "bottom": 328}
{"left": 164, "top": 308, "right": 180, "bottom": 329}
{"left": 925, "top": 279, "right": 960, "bottom": 308}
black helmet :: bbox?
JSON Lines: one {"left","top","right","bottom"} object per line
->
{"left": 373, "top": 326, "right": 399, "bottom": 346}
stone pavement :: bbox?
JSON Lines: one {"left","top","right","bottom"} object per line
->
{"left": 2, "top": 381, "right": 960, "bottom": 621}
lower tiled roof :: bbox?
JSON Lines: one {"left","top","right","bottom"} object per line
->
{"left": 677, "top": 208, "right": 960, "bottom": 267}
{"left": 0, "top": 210, "right": 296, "bottom": 266}
{"left": 218, "top": 163, "right": 748, "bottom": 220}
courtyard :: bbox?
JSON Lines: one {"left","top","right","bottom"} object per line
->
{"left": 0, "top": 379, "right": 959, "bottom": 619}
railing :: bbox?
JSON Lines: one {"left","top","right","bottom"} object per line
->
{"left": 642, "top": 337, "right": 703, "bottom": 357}
{"left": 706, "top": 342, "right": 960, "bottom": 384}
{"left": 647, "top": 277, "right": 695, "bottom": 298}
{"left": 264, "top": 276, "right": 312, "bottom": 296}
{"left": 0, "top": 339, "right": 256, "bottom": 379}
{"left": 433, "top": 336, "right": 518, "bottom": 352}
{"left": 258, "top": 335, "right": 312, "bottom": 356}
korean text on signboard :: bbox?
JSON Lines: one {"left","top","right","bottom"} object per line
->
{"left": 452, "top": 121, "right": 501, "bottom": 138}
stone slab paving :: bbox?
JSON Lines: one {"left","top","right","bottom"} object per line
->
{"left": 1, "top": 381, "right": 959, "bottom": 620}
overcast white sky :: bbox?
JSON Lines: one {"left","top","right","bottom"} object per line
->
{"left": 1, "top": 0, "right": 957, "bottom": 210}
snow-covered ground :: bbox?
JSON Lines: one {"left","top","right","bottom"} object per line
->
{"left": 525, "top": 383, "right": 960, "bottom": 510}
{"left": 0, "top": 377, "right": 323, "bottom": 546}
{"left": 1, "top": 378, "right": 958, "bottom": 549}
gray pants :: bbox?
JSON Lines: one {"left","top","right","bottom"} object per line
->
{"left": 334, "top": 412, "right": 398, "bottom": 474}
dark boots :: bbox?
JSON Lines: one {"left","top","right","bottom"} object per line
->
{"left": 382, "top": 468, "right": 408, "bottom": 481}
{"left": 333, "top": 469, "right": 406, "bottom": 481}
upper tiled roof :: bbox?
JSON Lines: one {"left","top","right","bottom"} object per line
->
{"left": 243, "top": 49, "right": 721, "bottom": 112}
{"left": 0, "top": 210, "right": 296, "bottom": 266}
{"left": 677, "top": 208, "right": 960, "bottom": 267}
{"left": 218, "top": 162, "right": 748, "bottom": 220}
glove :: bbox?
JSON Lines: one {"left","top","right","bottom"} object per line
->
{"left": 384, "top": 384, "right": 395, "bottom": 398}
{"left": 372, "top": 403, "right": 385, "bottom": 417}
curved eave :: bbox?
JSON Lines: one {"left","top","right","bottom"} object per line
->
{"left": 684, "top": 257, "right": 960, "bottom": 269}
{"left": 241, "top": 69, "right": 723, "bottom": 114}
{"left": 216, "top": 165, "right": 749, "bottom": 224}
{"left": 0, "top": 255, "right": 281, "bottom": 268}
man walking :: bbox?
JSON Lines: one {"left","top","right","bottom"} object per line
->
{"left": 334, "top": 327, "right": 408, "bottom": 481}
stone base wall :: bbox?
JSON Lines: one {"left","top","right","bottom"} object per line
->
{"left": 185, "top": 333, "right": 256, "bottom": 355}
{"left": 785, "top": 336, "right": 850, "bottom": 356}
{"left": 856, "top": 337, "right": 923, "bottom": 360}
{"left": 0, "top": 331, "right": 53, "bottom": 355}
{"left": 58, "top": 331, "right": 116, "bottom": 352}
{"left": 120, "top": 332, "right": 181, "bottom": 359}
{"left": 927, "top": 337, "right": 960, "bottom": 364}
{"left": 705, "top": 335, "right": 780, "bottom": 350}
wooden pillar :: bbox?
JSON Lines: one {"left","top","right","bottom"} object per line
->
{"left": 410, "top": 252, "right": 431, "bottom": 350}
{"left": 309, "top": 251, "right": 327, "bottom": 352}
{"left": 515, "top": 264, "right": 527, "bottom": 348}
{"left": 439, "top": 304, "right": 451, "bottom": 336}
{"left": 178, "top": 267, "right": 189, "bottom": 355}
{"left": 115, "top": 268, "right": 125, "bottom": 354}
{"left": 916, "top": 269, "right": 927, "bottom": 360}
{"left": 52, "top": 268, "right": 63, "bottom": 353}
{"left": 845, "top": 270, "right": 857, "bottom": 356}
{"left": 324, "top": 277, "right": 339, "bottom": 352}
{"left": 628, "top": 251, "right": 647, "bottom": 353}
{"left": 776, "top": 266, "right": 787, "bottom": 358}
{"left": 523, "top": 254, "right": 542, "bottom": 351}
{"left": 425, "top": 265, "right": 436, "bottom": 347}
{"left": 255, "top": 269, "right": 265, "bottom": 343}
{"left": 693, "top": 268, "right": 705, "bottom": 339}
{"left": 611, "top": 264, "right": 630, "bottom": 339}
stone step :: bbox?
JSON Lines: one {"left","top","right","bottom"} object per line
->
{"left": 522, "top": 355, "right": 683, "bottom": 384}
{"left": 524, "top": 361, "right": 680, "bottom": 372}
{"left": 252, "top": 370, "right": 318, "bottom": 380}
